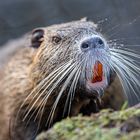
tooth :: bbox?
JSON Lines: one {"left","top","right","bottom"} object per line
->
{"left": 92, "top": 61, "right": 103, "bottom": 83}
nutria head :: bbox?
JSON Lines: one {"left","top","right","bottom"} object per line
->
{"left": 20, "top": 19, "right": 139, "bottom": 128}
{"left": 30, "top": 20, "right": 112, "bottom": 99}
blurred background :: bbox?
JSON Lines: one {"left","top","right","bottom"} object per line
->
{"left": 0, "top": 0, "right": 140, "bottom": 47}
{"left": 0, "top": 0, "right": 140, "bottom": 105}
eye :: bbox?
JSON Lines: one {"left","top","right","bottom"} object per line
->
{"left": 52, "top": 36, "right": 62, "bottom": 44}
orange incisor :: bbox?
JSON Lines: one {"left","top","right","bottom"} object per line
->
{"left": 92, "top": 61, "right": 103, "bottom": 83}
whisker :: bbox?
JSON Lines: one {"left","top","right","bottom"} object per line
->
{"left": 110, "top": 48, "right": 140, "bottom": 59}
{"left": 110, "top": 54, "right": 140, "bottom": 89}
{"left": 110, "top": 51, "right": 140, "bottom": 70}
{"left": 104, "top": 24, "right": 121, "bottom": 37}
{"left": 32, "top": 61, "right": 77, "bottom": 125}
{"left": 110, "top": 51, "right": 140, "bottom": 105}
{"left": 108, "top": 37, "right": 140, "bottom": 43}
{"left": 46, "top": 62, "right": 80, "bottom": 127}
{"left": 22, "top": 60, "right": 73, "bottom": 121}
{"left": 63, "top": 61, "right": 82, "bottom": 116}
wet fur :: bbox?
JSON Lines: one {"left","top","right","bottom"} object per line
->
{"left": 0, "top": 20, "right": 139, "bottom": 140}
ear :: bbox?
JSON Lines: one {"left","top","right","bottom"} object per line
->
{"left": 80, "top": 17, "right": 88, "bottom": 22}
{"left": 31, "top": 28, "right": 44, "bottom": 48}
{"left": 80, "top": 17, "right": 98, "bottom": 29}
{"left": 80, "top": 17, "right": 89, "bottom": 21}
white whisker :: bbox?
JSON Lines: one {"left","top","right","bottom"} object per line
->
{"left": 110, "top": 46, "right": 140, "bottom": 105}
{"left": 46, "top": 62, "right": 81, "bottom": 127}
{"left": 63, "top": 62, "right": 82, "bottom": 116}
{"left": 22, "top": 60, "right": 73, "bottom": 121}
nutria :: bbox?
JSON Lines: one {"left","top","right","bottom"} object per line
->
{"left": 0, "top": 19, "right": 139, "bottom": 140}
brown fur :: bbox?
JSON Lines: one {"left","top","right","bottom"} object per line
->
{"left": 0, "top": 20, "right": 125, "bottom": 140}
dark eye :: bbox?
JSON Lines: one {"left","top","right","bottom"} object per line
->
{"left": 52, "top": 36, "right": 62, "bottom": 44}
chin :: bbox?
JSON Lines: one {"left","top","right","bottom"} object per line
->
{"left": 84, "top": 61, "right": 111, "bottom": 97}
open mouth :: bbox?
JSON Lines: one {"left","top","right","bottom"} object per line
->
{"left": 92, "top": 61, "right": 103, "bottom": 83}
{"left": 86, "top": 61, "right": 108, "bottom": 91}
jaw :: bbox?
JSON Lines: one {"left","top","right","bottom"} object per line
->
{"left": 86, "top": 76, "right": 108, "bottom": 92}
{"left": 69, "top": 89, "right": 103, "bottom": 117}
{"left": 84, "top": 61, "right": 110, "bottom": 97}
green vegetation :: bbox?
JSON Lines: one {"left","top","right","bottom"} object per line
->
{"left": 36, "top": 107, "right": 140, "bottom": 140}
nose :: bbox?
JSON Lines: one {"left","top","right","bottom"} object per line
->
{"left": 80, "top": 36, "right": 105, "bottom": 51}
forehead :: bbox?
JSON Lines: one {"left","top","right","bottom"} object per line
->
{"left": 44, "top": 21, "right": 98, "bottom": 35}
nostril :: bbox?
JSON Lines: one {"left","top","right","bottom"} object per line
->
{"left": 81, "top": 42, "right": 89, "bottom": 49}
{"left": 97, "top": 38, "right": 104, "bottom": 45}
